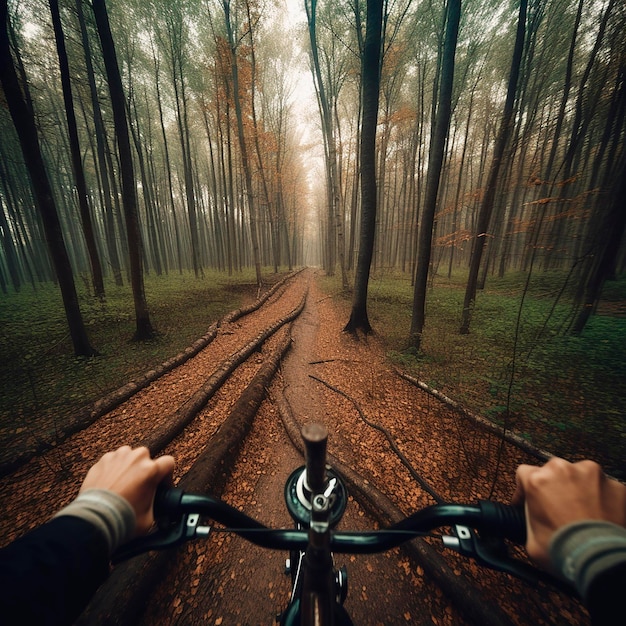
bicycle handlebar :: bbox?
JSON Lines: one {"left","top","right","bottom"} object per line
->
{"left": 113, "top": 484, "right": 575, "bottom": 595}
{"left": 111, "top": 419, "right": 579, "bottom": 615}
{"left": 120, "top": 485, "right": 525, "bottom": 557}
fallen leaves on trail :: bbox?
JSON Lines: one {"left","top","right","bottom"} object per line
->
{"left": 0, "top": 272, "right": 590, "bottom": 625}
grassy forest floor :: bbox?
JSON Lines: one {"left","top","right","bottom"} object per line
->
{"left": 1, "top": 266, "right": 624, "bottom": 479}
{"left": 321, "top": 269, "right": 625, "bottom": 479}
{"left": 0, "top": 269, "right": 263, "bottom": 456}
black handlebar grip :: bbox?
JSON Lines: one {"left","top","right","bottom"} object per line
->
{"left": 154, "top": 483, "right": 184, "bottom": 519}
{"left": 479, "top": 500, "right": 527, "bottom": 545}
{"left": 301, "top": 422, "right": 328, "bottom": 494}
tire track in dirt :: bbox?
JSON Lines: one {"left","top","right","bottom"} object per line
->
{"left": 0, "top": 272, "right": 308, "bottom": 544}
{"left": 0, "top": 270, "right": 590, "bottom": 625}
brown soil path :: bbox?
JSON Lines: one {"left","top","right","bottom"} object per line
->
{"left": 141, "top": 274, "right": 458, "bottom": 624}
{"left": 0, "top": 269, "right": 589, "bottom": 625}
{"left": 139, "top": 271, "right": 588, "bottom": 625}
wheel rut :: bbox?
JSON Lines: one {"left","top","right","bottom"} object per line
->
{"left": 0, "top": 269, "right": 590, "bottom": 625}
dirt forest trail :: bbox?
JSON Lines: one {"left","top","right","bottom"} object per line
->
{"left": 0, "top": 269, "right": 589, "bottom": 625}
{"left": 139, "top": 275, "right": 461, "bottom": 626}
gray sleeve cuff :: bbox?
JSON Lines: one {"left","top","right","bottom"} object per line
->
{"left": 54, "top": 489, "right": 136, "bottom": 555}
{"left": 549, "top": 520, "right": 626, "bottom": 600}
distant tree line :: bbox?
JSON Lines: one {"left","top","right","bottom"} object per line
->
{"left": 0, "top": 0, "right": 308, "bottom": 351}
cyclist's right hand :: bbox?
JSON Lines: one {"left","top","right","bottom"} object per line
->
{"left": 512, "top": 457, "right": 626, "bottom": 567}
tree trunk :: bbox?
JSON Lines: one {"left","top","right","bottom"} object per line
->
{"left": 128, "top": 92, "right": 163, "bottom": 276}
{"left": 459, "top": 0, "right": 527, "bottom": 335}
{"left": 75, "top": 0, "right": 124, "bottom": 287}
{"left": 0, "top": 0, "right": 97, "bottom": 356}
{"left": 344, "top": 0, "right": 384, "bottom": 334}
{"left": 409, "top": 0, "right": 461, "bottom": 348}
{"left": 543, "top": 0, "right": 616, "bottom": 271}
{"left": 0, "top": 191, "right": 21, "bottom": 292}
{"left": 152, "top": 46, "right": 183, "bottom": 274}
{"left": 91, "top": 0, "right": 155, "bottom": 340}
{"left": 223, "top": 0, "right": 262, "bottom": 287}
{"left": 49, "top": 0, "right": 105, "bottom": 299}
{"left": 166, "top": 7, "right": 202, "bottom": 279}
{"left": 245, "top": 0, "right": 279, "bottom": 273}
{"left": 305, "top": 0, "right": 347, "bottom": 286}
{"left": 570, "top": 153, "right": 626, "bottom": 335}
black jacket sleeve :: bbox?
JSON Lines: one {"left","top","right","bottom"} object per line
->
{"left": 586, "top": 560, "right": 626, "bottom": 626}
{"left": 0, "top": 516, "right": 110, "bottom": 626}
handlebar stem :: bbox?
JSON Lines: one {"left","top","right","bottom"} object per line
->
{"left": 299, "top": 424, "right": 337, "bottom": 625}
{"left": 302, "top": 489, "right": 335, "bottom": 625}
{"left": 302, "top": 423, "right": 328, "bottom": 495}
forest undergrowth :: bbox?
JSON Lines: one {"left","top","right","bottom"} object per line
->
{"left": 320, "top": 270, "right": 625, "bottom": 479}
{"left": 1, "top": 267, "right": 624, "bottom": 480}
{"left": 0, "top": 269, "right": 264, "bottom": 448}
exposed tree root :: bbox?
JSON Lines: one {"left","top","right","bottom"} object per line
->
{"left": 309, "top": 374, "right": 444, "bottom": 502}
{"left": 275, "top": 384, "right": 517, "bottom": 626}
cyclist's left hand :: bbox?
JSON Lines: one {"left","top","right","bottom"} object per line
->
{"left": 80, "top": 446, "right": 175, "bottom": 535}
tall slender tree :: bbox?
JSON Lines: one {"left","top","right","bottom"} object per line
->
{"left": 161, "top": 0, "right": 202, "bottom": 278}
{"left": 344, "top": 0, "right": 384, "bottom": 334}
{"left": 409, "top": 0, "right": 461, "bottom": 348}
{"left": 459, "top": 0, "right": 528, "bottom": 335}
{"left": 223, "top": 0, "right": 262, "bottom": 286}
{"left": 571, "top": 150, "right": 626, "bottom": 335}
{"left": 0, "top": 0, "right": 97, "bottom": 356}
{"left": 75, "top": 0, "right": 124, "bottom": 287}
{"left": 91, "top": 0, "right": 155, "bottom": 340}
{"left": 305, "top": 0, "right": 348, "bottom": 287}
{"left": 49, "top": 0, "right": 105, "bottom": 299}
{"left": 151, "top": 37, "right": 183, "bottom": 274}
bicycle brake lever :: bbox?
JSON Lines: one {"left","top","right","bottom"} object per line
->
{"left": 112, "top": 512, "right": 211, "bottom": 564}
{"left": 324, "top": 477, "right": 337, "bottom": 498}
{"left": 443, "top": 526, "right": 575, "bottom": 595}
{"left": 444, "top": 525, "right": 535, "bottom": 580}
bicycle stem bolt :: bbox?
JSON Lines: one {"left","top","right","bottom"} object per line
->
{"left": 310, "top": 494, "right": 331, "bottom": 535}
{"left": 313, "top": 494, "right": 328, "bottom": 511}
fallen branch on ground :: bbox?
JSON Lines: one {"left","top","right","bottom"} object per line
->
{"left": 275, "top": 384, "right": 517, "bottom": 626}
{"left": 75, "top": 326, "right": 296, "bottom": 626}
{"left": 221, "top": 267, "right": 304, "bottom": 325}
{"left": 142, "top": 292, "right": 306, "bottom": 454}
{"left": 396, "top": 371, "right": 551, "bottom": 463}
